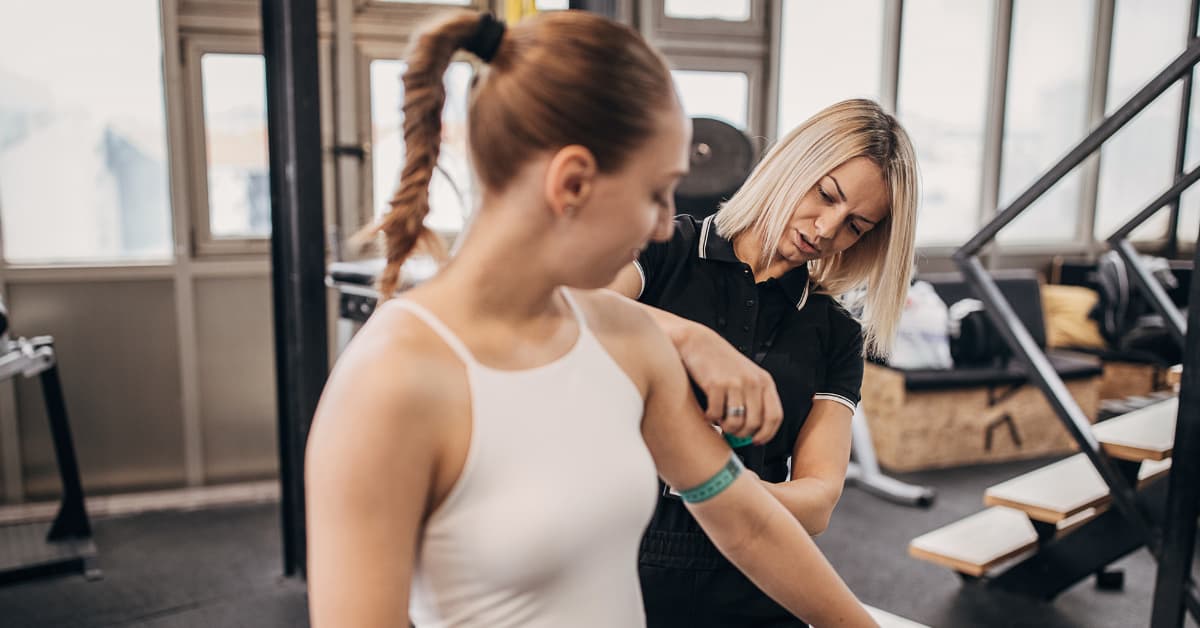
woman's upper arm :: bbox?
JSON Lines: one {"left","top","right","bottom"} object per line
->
{"left": 636, "top": 318, "right": 734, "bottom": 488}
{"left": 607, "top": 263, "right": 645, "bottom": 299}
{"left": 305, "top": 355, "right": 441, "bottom": 627}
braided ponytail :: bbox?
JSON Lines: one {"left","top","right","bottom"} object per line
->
{"left": 370, "top": 12, "right": 482, "bottom": 299}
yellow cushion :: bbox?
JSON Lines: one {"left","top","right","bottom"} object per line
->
{"left": 1041, "top": 284, "right": 1107, "bottom": 349}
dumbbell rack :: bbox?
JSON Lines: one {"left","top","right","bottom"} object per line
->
{"left": 0, "top": 336, "right": 98, "bottom": 585}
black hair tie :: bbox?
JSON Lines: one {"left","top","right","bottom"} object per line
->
{"left": 464, "top": 13, "right": 505, "bottom": 63}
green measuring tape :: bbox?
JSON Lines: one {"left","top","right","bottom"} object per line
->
{"left": 722, "top": 433, "right": 754, "bottom": 448}
{"left": 678, "top": 453, "right": 745, "bottom": 503}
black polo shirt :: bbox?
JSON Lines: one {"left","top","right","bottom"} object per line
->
{"left": 635, "top": 214, "right": 864, "bottom": 480}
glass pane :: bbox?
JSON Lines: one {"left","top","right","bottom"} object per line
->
{"left": 536, "top": 0, "right": 568, "bottom": 9}
{"left": 379, "top": 0, "right": 470, "bottom": 4}
{"left": 1095, "top": 0, "right": 1189, "bottom": 240}
{"left": 672, "top": 70, "right": 749, "bottom": 130}
{"left": 777, "top": 0, "right": 883, "bottom": 136}
{"left": 201, "top": 54, "right": 270, "bottom": 239}
{"left": 997, "top": 0, "right": 1093, "bottom": 243}
{"left": 1186, "top": 64, "right": 1200, "bottom": 172}
{"left": 0, "top": 0, "right": 172, "bottom": 264}
{"left": 371, "top": 60, "right": 475, "bottom": 232}
{"left": 1180, "top": 185, "right": 1199, "bottom": 245}
{"left": 897, "top": 0, "right": 994, "bottom": 246}
{"left": 665, "top": 0, "right": 750, "bottom": 21}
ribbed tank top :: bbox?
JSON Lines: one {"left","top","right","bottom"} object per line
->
{"left": 399, "top": 289, "right": 659, "bottom": 628}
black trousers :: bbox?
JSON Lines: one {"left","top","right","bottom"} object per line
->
{"left": 639, "top": 525, "right": 808, "bottom": 628}
{"left": 639, "top": 562, "right": 808, "bottom": 628}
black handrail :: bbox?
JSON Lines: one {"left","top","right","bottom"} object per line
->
{"left": 950, "top": 37, "right": 1200, "bottom": 601}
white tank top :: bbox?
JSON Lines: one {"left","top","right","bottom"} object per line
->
{"left": 399, "top": 289, "right": 659, "bottom": 628}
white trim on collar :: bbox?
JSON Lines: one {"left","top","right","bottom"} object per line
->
{"left": 796, "top": 279, "right": 811, "bottom": 311}
{"left": 698, "top": 215, "right": 714, "bottom": 259}
{"left": 632, "top": 259, "right": 646, "bottom": 299}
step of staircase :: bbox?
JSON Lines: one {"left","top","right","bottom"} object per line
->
{"left": 908, "top": 506, "right": 1038, "bottom": 577}
{"left": 983, "top": 454, "right": 1172, "bottom": 524}
{"left": 1093, "top": 397, "right": 1177, "bottom": 461}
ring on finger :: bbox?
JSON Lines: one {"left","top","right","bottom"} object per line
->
{"left": 726, "top": 406, "right": 746, "bottom": 418}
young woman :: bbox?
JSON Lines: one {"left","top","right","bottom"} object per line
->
{"left": 609, "top": 99, "right": 918, "bottom": 627}
{"left": 304, "top": 10, "right": 879, "bottom": 628}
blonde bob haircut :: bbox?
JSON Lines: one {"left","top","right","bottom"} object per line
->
{"left": 714, "top": 98, "right": 918, "bottom": 358}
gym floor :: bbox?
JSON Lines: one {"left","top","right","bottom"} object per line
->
{"left": 0, "top": 457, "right": 1194, "bottom": 628}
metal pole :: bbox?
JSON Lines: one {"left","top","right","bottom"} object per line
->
{"left": 1149, "top": 220, "right": 1200, "bottom": 627}
{"left": 978, "top": 0, "right": 1013, "bottom": 266}
{"left": 262, "top": 0, "right": 329, "bottom": 578}
{"left": 879, "top": 0, "right": 904, "bottom": 115}
{"left": 1078, "top": 0, "right": 1115, "bottom": 256}
{"left": 1166, "top": 0, "right": 1200, "bottom": 258}
{"left": 957, "top": 39, "right": 1200, "bottom": 258}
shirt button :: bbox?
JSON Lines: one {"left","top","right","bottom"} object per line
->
{"left": 745, "top": 299, "right": 755, "bottom": 308}
{"left": 742, "top": 324, "right": 751, "bottom": 332}
{"left": 738, "top": 345, "right": 749, "bottom": 353}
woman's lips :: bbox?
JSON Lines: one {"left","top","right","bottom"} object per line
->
{"left": 792, "top": 229, "right": 819, "bottom": 255}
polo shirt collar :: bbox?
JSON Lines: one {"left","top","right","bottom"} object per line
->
{"left": 697, "top": 215, "right": 812, "bottom": 311}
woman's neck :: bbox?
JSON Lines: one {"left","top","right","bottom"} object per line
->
{"left": 432, "top": 208, "right": 564, "bottom": 324}
{"left": 733, "top": 231, "right": 792, "bottom": 283}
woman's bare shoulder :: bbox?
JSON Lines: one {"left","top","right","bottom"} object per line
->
{"left": 310, "top": 300, "right": 468, "bottom": 446}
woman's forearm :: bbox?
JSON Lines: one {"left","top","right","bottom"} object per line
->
{"left": 761, "top": 477, "right": 841, "bottom": 536}
{"left": 687, "top": 474, "right": 878, "bottom": 628}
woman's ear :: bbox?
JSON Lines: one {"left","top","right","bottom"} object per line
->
{"left": 544, "top": 145, "right": 597, "bottom": 218}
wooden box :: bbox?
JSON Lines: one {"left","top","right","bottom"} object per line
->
{"left": 860, "top": 363, "right": 1101, "bottom": 472}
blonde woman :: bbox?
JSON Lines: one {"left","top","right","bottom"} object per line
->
{"left": 609, "top": 98, "right": 918, "bottom": 628}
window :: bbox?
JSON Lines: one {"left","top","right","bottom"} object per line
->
{"left": 672, "top": 70, "right": 749, "bottom": 131}
{"left": 0, "top": 0, "right": 172, "bottom": 264}
{"left": 897, "top": 0, "right": 994, "bottom": 246}
{"left": 379, "top": 0, "right": 470, "bottom": 4}
{"left": 1181, "top": 186, "right": 1199, "bottom": 246}
{"left": 997, "top": 0, "right": 1093, "bottom": 243}
{"left": 536, "top": 0, "right": 568, "bottom": 9}
{"left": 1095, "top": 0, "right": 1189, "bottom": 240}
{"left": 776, "top": 0, "right": 883, "bottom": 136}
{"left": 200, "top": 54, "right": 270, "bottom": 240}
{"left": 664, "top": 0, "right": 750, "bottom": 22}
{"left": 370, "top": 60, "right": 475, "bottom": 233}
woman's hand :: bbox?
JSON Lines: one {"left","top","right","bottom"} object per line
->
{"left": 674, "top": 322, "right": 784, "bottom": 445}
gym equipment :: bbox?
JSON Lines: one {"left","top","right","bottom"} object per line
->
{"left": 0, "top": 335, "right": 98, "bottom": 586}
{"left": 674, "top": 117, "right": 756, "bottom": 218}
{"left": 845, "top": 407, "right": 935, "bottom": 508}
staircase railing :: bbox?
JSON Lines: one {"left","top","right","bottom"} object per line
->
{"left": 950, "top": 31, "right": 1200, "bottom": 627}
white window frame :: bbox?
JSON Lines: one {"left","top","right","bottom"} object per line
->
{"left": 669, "top": 56, "right": 765, "bottom": 142}
{"left": 181, "top": 34, "right": 271, "bottom": 256}
{"left": 649, "top": 0, "right": 766, "bottom": 40}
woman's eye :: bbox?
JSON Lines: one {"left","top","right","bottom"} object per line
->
{"left": 849, "top": 221, "right": 863, "bottom": 236}
{"left": 818, "top": 187, "right": 834, "bottom": 203}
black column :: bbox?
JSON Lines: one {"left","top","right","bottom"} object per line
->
{"left": 261, "top": 0, "right": 328, "bottom": 578}
{"left": 1150, "top": 224, "right": 1200, "bottom": 626}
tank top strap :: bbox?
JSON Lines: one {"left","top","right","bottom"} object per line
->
{"left": 558, "top": 287, "right": 590, "bottom": 333}
{"left": 391, "top": 300, "right": 478, "bottom": 367}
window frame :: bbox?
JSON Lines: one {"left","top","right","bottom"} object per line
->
{"left": 669, "top": 56, "right": 763, "bottom": 140}
{"left": 181, "top": 34, "right": 271, "bottom": 257}
{"left": 649, "top": 0, "right": 765, "bottom": 40}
